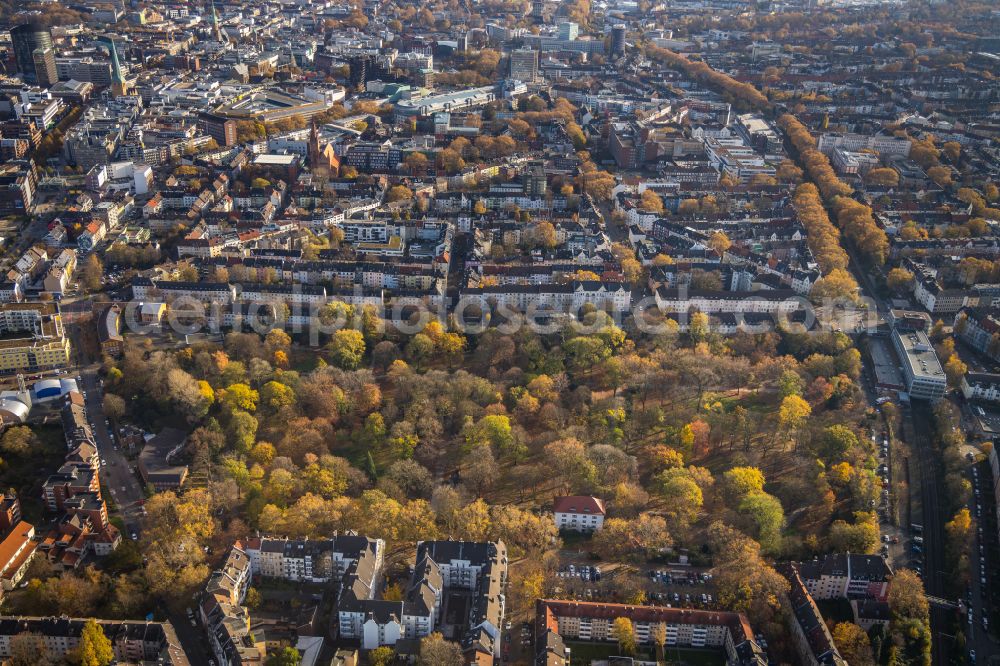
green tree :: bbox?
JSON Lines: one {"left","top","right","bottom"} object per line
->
{"left": 226, "top": 410, "right": 258, "bottom": 453}
{"left": 737, "top": 491, "right": 785, "bottom": 553}
{"left": 266, "top": 647, "right": 301, "bottom": 666}
{"left": 327, "top": 329, "right": 366, "bottom": 369}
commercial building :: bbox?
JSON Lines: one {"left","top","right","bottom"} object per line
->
{"left": 214, "top": 88, "right": 341, "bottom": 123}
{"left": 557, "top": 21, "right": 579, "bottom": 40}
{"left": 54, "top": 57, "right": 114, "bottom": 86}
{"left": 10, "top": 24, "right": 53, "bottom": 85}
{"left": 31, "top": 47, "right": 58, "bottom": 88}
{"left": 394, "top": 87, "right": 497, "bottom": 117}
{"left": 817, "top": 132, "right": 912, "bottom": 157}
{"left": 890, "top": 327, "right": 946, "bottom": 401}
{"left": 611, "top": 25, "right": 627, "bottom": 57}
{"left": 509, "top": 48, "right": 539, "bottom": 82}
{"left": 198, "top": 111, "right": 238, "bottom": 147}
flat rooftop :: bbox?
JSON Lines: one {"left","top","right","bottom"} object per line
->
{"left": 892, "top": 328, "right": 945, "bottom": 382}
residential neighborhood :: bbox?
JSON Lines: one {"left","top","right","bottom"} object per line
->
{"left": 0, "top": 0, "right": 997, "bottom": 664}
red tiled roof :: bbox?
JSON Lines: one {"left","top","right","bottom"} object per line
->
{"left": 553, "top": 496, "right": 606, "bottom": 515}
{"left": 538, "top": 599, "right": 754, "bottom": 643}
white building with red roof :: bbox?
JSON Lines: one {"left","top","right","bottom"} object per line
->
{"left": 553, "top": 496, "right": 606, "bottom": 532}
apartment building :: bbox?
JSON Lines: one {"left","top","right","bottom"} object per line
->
{"left": 956, "top": 307, "right": 1000, "bottom": 363}
{"left": 961, "top": 371, "right": 1000, "bottom": 402}
{"left": 0, "top": 522, "right": 37, "bottom": 593}
{"left": 339, "top": 540, "right": 507, "bottom": 663}
{"left": 464, "top": 281, "right": 631, "bottom": 313}
{"left": 0, "top": 617, "right": 190, "bottom": 665}
{"left": 553, "top": 495, "right": 606, "bottom": 532}
{"left": 780, "top": 564, "right": 848, "bottom": 666}
{"left": 654, "top": 288, "right": 802, "bottom": 314}
{"left": 535, "top": 600, "right": 767, "bottom": 665}
{"left": 795, "top": 553, "right": 893, "bottom": 602}
{"left": 243, "top": 534, "right": 385, "bottom": 585}
{"left": 0, "top": 302, "right": 71, "bottom": 374}
{"left": 201, "top": 543, "right": 262, "bottom": 666}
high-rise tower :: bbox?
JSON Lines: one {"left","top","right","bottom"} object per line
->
{"left": 10, "top": 23, "right": 53, "bottom": 84}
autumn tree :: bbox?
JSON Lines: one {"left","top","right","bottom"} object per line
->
{"left": 613, "top": 617, "right": 637, "bottom": 656}
{"left": 327, "top": 329, "right": 366, "bottom": 369}
{"left": 591, "top": 514, "right": 672, "bottom": 560}
{"left": 886, "top": 267, "right": 914, "bottom": 292}
{"left": 832, "top": 622, "right": 875, "bottom": 666}
{"left": 81, "top": 254, "right": 104, "bottom": 291}
{"left": 403, "top": 152, "right": 429, "bottom": 176}
{"left": 944, "top": 354, "right": 967, "bottom": 389}
{"left": 367, "top": 647, "right": 393, "bottom": 666}
{"left": 640, "top": 189, "right": 664, "bottom": 213}
{"left": 73, "top": 619, "right": 113, "bottom": 666}
{"left": 418, "top": 633, "right": 464, "bottom": 666}
{"left": 887, "top": 569, "right": 931, "bottom": 666}
{"left": 386, "top": 185, "right": 414, "bottom": 202}
{"left": 0, "top": 426, "right": 37, "bottom": 456}
{"left": 708, "top": 231, "right": 731, "bottom": 255}
{"left": 864, "top": 168, "right": 899, "bottom": 188}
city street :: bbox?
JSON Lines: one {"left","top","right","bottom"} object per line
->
{"left": 78, "top": 369, "right": 146, "bottom": 539}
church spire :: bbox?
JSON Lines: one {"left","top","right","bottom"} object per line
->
{"left": 210, "top": 0, "right": 223, "bottom": 42}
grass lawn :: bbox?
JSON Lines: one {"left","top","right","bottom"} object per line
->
{"left": 816, "top": 598, "right": 854, "bottom": 625}
{"left": 566, "top": 641, "right": 726, "bottom": 666}
{"left": 566, "top": 640, "right": 654, "bottom": 664}
{"left": 661, "top": 647, "right": 728, "bottom": 666}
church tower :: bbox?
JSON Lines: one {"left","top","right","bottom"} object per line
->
{"left": 308, "top": 119, "right": 330, "bottom": 185}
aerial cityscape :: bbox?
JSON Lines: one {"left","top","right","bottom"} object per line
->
{"left": 0, "top": 0, "right": 997, "bottom": 664}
